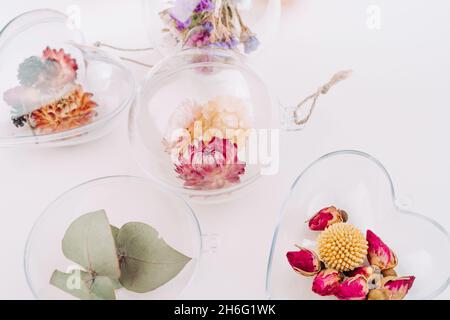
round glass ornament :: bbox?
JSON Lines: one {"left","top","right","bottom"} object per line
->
{"left": 266, "top": 150, "right": 450, "bottom": 300}
{"left": 129, "top": 47, "right": 301, "bottom": 203}
{"left": 0, "top": 9, "right": 136, "bottom": 147}
{"left": 25, "top": 175, "right": 201, "bottom": 300}
{"left": 143, "top": 0, "right": 281, "bottom": 57}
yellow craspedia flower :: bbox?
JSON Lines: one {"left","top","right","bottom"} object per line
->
{"left": 318, "top": 223, "right": 368, "bottom": 272}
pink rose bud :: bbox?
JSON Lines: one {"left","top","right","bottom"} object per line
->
{"left": 347, "top": 266, "right": 374, "bottom": 279}
{"left": 286, "top": 246, "right": 322, "bottom": 276}
{"left": 347, "top": 265, "right": 383, "bottom": 289}
{"left": 312, "top": 269, "right": 342, "bottom": 296}
{"left": 366, "top": 230, "right": 398, "bottom": 270}
{"left": 335, "top": 275, "right": 369, "bottom": 300}
{"left": 307, "top": 206, "right": 348, "bottom": 231}
{"left": 382, "top": 276, "right": 415, "bottom": 300}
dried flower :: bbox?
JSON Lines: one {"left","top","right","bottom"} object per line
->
{"left": 318, "top": 223, "right": 368, "bottom": 272}
{"left": 312, "top": 269, "right": 342, "bottom": 296}
{"left": 39, "top": 47, "right": 78, "bottom": 90}
{"left": 367, "top": 288, "right": 391, "bottom": 300}
{"left": 366, "top": 230, "right": 398, "bottom": 270}
{"left": 30, "top": 84, "right": 97, "bottom": 134}
{"left": 175, "top": 137, "right": 246, "bottom": 190}
{"left": 194, "top": 0, "right": 215, "bottom": 13}
{"left": 240, "top": 27, "right": 260, "bottom": 54}
{"left": 307, "top": 206, "right": 348, "bottom": 231}
{"left": 347, "top": 265, "right": 383, "bottom": 289}
{"left": 164, "top": 96, "right": 253, "bottom": 154}
{"left": 335, "top": 275, "right": 369, "bottom": 300}
{"left": 286, "top": 246, "right": 322, "bottom": 276}
{"left": 161, "top": 0, "right": 258, "bottom": 54}
{"left": 381, "top": 276, "right": 415, "bottom": 300}
{"left": 18, "top": 56, "right": 45, "bottom": 86}
{"left": 382, "top": 268, "right": 398, "bottom": 277}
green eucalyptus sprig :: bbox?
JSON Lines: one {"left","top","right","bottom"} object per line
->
{"left": 50, "top": 210, "right": 192, "bottom": 300}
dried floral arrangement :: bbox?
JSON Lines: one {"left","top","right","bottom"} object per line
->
{"left": 286, "top": 206, "right": 415, "bottom": 300}
{"left": 50, "top": 210, "right": 191, "bottom": 300}
{"left": 3, "top": 47, "right": 97, "bottom": 134}
{"left": 160, "top": 0, "right": 259, "bottom": 54}
{"left": 164, "top": 96, "right": 251, "bottom": 190}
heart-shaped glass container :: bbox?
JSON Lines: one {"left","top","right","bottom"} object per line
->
{"left": 25, "top": 176, "right": 201, "bottom": 300}
{"left": 0, "top": 10, "right": 135, "bottom": 147}
{"left": 266, "top": 150, "right": 449, "bottom": 300}
{"left": 143, "top": 0, "right": 281, "bottom": 57}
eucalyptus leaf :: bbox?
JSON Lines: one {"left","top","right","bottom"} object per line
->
{"left": 50, "top": 270, "right": 116, "bottom": 300}
{"left": 116, "top": 222, "right": 192, "bottom": 293}
{"left": 62, "top": 210, "right": 120, "bottom": 279}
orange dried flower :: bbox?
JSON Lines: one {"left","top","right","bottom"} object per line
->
{"left": 30, "top": 84, "right": 97, "bottom": 134}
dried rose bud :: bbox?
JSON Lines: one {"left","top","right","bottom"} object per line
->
{"left": 347, "top": 266, "right": 374, "bottom": 279}
{"left": 381, "top": 276, "right": 416, "bottom": 300}
{"left": 335, "top": 275, "right": 369, "bottom": 300}
{"left": 307, "top": 206, "right": 348, "bottom": 231}
{"left": 312, "top": 269, "right": 342, "bottom": 296}
{"left": 366, "top": 230, "right": 398, "bottom": 270}
{"left": 347, "top": 265, "right": 383, "bottom": 289}
{"left": 382, "top": 268, "right": 398, "bottom": 277}
{"left": 367, "top": 288, "right": 391, "bottom": 300}
{"left": 286, "top": 246, "right": 322, "bottom": 276}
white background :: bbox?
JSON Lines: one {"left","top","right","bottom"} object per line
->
{"left": 0, "top": 0, "right": 449, "bottom": 299}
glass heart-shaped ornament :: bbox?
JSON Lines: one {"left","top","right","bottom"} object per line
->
{"left": 0, "top": 9, "right": 135, "bottom": 147}
{"left": 266, "top": 150, "right": 449, "bottom": 300}
{"left": 143, "top": 0, "right": 281, "bottom": 58}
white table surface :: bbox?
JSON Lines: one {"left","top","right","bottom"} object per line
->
{"left": 0, "top": 0, "right": 449, "bottom": 299}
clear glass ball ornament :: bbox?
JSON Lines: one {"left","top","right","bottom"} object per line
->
{"left": 143, "top": 0, "right": 281, "bottom": 57}
{"left": 0, "top": 10, "right": 135, "bottom": 147}
{"left": 130, "top": 47, "right": 282, "bottom": 203}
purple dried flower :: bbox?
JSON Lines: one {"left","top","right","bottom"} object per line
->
{"left": 172, "top": 16, "right": 192, "bottom": 31}
{"left": 194, "top": 0, "right": 215, "bottom": 13}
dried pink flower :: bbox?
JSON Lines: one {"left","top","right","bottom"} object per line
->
{"left": 335, "top": 275, "right": 369, "bottom": 300}
{"left": 286, "top": 246, "right": 322, "bottom": 277}
{"left": 312, "top": 269, "right": 342, "bottom": 296}
{"left": 347, "top": 266, "right": 374, "bottom": 279}
{"left": 307, "top": 206, "right": 348, "bottom": 231}
{"left": 366, "top": 230, "right": 398, "bottom": 270}
{"left": 175, "top": 137, "right": 246, "bottom": 190}
{"left": 382, "top": 276, "right": 415, "bottom": 300}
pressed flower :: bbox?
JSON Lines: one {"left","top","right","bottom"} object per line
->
{"left": 307, "top": 206, "right": 348, "bottom": 231}
{"left": 174, "top": 137, "right": 246, "bottom": 190}
{"left": 366, "top": 230, "right": 398, "bottom": 270}
{"left": 286, "top": 246, "right": 322, "bottom": 277}
{"left": 312, "top": 269, "right": 341, "bottom": 296}
{"left": 30, "top": 84, "right": 97, "bottom": 134}
{"left": 381, "top": 276, "right": 415, "bottom": 300}
{"left": 318, "top": 223, "right": 368, "bottom": 272}
{"left": 335, "top": 275, "right": 369, "bottom": 300}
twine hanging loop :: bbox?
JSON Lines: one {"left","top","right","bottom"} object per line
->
{"left": 294, "top": 70, "right": 352, "bottom": 125}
